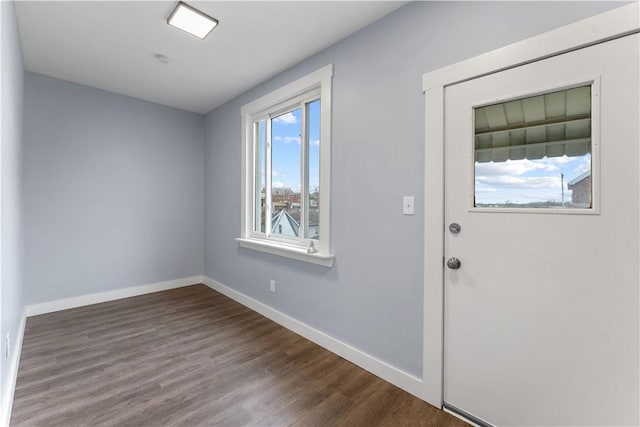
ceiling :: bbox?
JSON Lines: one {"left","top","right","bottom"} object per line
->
{"left": 15, "top": 1, "right": 406, "bottom": 114}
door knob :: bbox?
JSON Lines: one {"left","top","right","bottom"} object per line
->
{"left": 447, "top": 257, "right": 461, "bottom": 270}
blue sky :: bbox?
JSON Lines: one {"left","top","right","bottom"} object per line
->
{"left": 475, "top": 154, "right": 590, "bottom": 205}
{"left": 270, "top": 100, "right": 320, "bottom": 194}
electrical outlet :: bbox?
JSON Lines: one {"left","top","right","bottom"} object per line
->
{"left": 269, "top": 280, "right": 276, "bottom": 293}
{"left": 5, "top": 333, "right": 10, "bottom": 359}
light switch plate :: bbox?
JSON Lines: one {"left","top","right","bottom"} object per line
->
{"left": 403, "top": 196, "right": 415, "bottom": 215}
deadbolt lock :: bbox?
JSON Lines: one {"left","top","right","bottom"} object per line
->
{"left": 447, "top": 257, "right": 461, "bottom": 270}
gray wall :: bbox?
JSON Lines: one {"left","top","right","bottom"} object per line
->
{"left": 1, "top": 0, "right": 25, "bottom": 410}
{"left": 204, "top": 1, "right": 624, "bottom": 378}
{"left": 23, "top": 73, "right": 205, "bottom": 304}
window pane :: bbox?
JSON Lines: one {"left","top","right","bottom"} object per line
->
{"left": 474, "top": 86, "right": 592, "bottom": 208}
{"left": 271, "top": 108, "right": 301, "bottom": 237}
{"left": 254, "top": 119, "right": 266, "bottom": 233}
{"left": 307, "top": 100, "right": 320, "bottom": 239}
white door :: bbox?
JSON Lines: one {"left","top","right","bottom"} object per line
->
{"left": 443, "top": 34, "right": 639, "bottom": 426}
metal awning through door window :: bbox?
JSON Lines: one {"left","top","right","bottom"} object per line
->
{"left": 474, "top": 85, "right": 591, "bottom": 163}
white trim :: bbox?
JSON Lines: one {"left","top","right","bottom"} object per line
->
{"left": 236, "top": 237, "right": 334, "bottom": 267}
{"left": 0, "top": 3, "right": 5, "bottom": 425}
{"left": 422, "top": 3, "right": 639, "bottom": 409}
{"left": 317, "top": 66, "right": 332, "bottom": 256}
{"left": 240, "top": 64, "right": 334, "bottom": 262}
{"left": 0, "top": 310, "right": 25, "bottom": 427}
{"left": 25, "top": 276, "right": 203, "bottom": 317}
{"left": 422, "top": 4, "right": 639, "bottom": 92}
{"left": 423, "top": 85, "right": 445, "bottom": 406}
{"left": 202, "top": 276, "right": 423, "bottom": 399}
{"left": 241, "top": 64, "right": 333, "bottom": 117}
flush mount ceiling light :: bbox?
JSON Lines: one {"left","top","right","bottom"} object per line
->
{"left": 167, "top": 2, "right": 218, "bottom": 40}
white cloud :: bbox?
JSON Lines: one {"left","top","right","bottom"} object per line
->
{"left": 273, "top": 112, "right": 297, "bottom": 125}
{"left": 546, "top": 155, "right": 575, "bottom": 166}
{"left": 474, "top": 155, "right": 592, "bottom": 204}
{"left": 475, "top": 187, "right": 497, "bottom": 193}
{"left": 272, "top": 170, "right": 288, "bottom": 178}
{"left": 273, "top": 183, "right": 301, "bottom": 193}
{"left": 310, "top": 139, "right": 320, "bottom": 147}
{"left": 475, "top": 159, "right": 549, "bottom": 177}
{"left": 476, "top": 175, "right": 560, "bottom": 189}
{"left": 573, "top": 156, "right": 591, "bottom": 174}
{"left": 273, "top": 136, "right": 300, "bottom": 144}
{"left": 475, "top": 155, "right": 589, "bottom": 177}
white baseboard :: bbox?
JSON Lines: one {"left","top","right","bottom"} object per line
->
{"left": 1, "top": 310, "right": 26, "bottom": 427}
{"left": 202, "top": 276, "right": 424, "bottom": 400}
{"left": 25, "top": 275, "right": 204, "bottom": 317}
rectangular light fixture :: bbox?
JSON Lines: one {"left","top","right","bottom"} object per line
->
{"left": 167, "top": 2, "right": 218, "bottom": 40}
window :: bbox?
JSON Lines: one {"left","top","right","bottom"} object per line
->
{"left": 473, "top": 84, "right": 596, "bottom": 211}
{"left": 237, "top": 65, "right": 334, "bottom": 267}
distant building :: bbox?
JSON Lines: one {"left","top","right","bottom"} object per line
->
{"left": 567, "top": 171, "right": 591, "bottom": 207}
{"left": 271, "top": 208, "right": 319, "bottom": 239}
{"left": 260, "top": 187, "right": 319, "bottom": 238}
{"left": 272, "top": 187, "right": 300, "bottom": 210}
{"left": 271, "top": 209, "right": 299, "bottom": 237}
{"left": 309, "top": 191, "right": 319, "bottom": 208}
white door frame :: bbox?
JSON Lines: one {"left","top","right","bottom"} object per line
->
{"left": 421, "top": 3, "right": 640, "bottom": 407}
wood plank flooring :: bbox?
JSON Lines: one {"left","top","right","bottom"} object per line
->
{"left": 11, "top": 284, "right": 467, "bottom": 426}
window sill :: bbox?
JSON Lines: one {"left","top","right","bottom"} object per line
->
{"left": 236, "top": 237, "right": 335, "bottom": 268}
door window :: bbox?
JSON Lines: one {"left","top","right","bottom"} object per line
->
{"left": 474, "top": 85, "right": 593, "bottom": 209}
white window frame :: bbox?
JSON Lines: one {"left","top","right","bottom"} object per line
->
{"left": 237, "top": 64, "right": 334, "bottom": 267}
{"left": 469, "top": 78, "right": 600, "bottom": 215}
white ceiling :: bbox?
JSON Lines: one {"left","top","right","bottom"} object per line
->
{"left": 16, "top": 1, "right": 406, "bottom": 114}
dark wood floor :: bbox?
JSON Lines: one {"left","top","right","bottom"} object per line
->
{"left": 11, "top": 284, "right": 467, "bottom": 426}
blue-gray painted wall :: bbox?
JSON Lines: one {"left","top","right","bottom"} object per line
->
{"left": 203, "top": 1, "right": 624, "bottom": 377}
{"left": 23, "top": 73, "right": 205, "bottom": 304}
{"left": 1, "top": 0, "right": 25, "bottom": 409}
{"left": 11, "top": 0, "right": 625, "bottom": 386}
